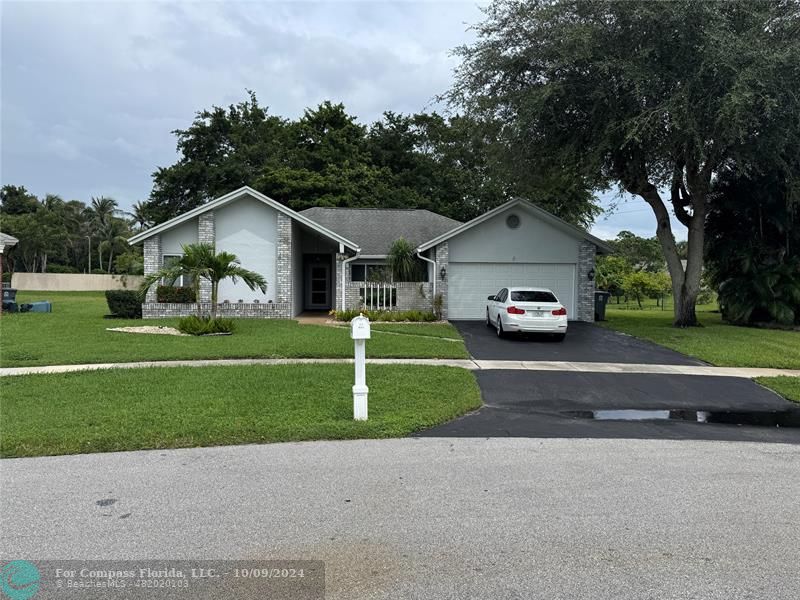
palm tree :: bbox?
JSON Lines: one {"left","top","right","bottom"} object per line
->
{"left": 205, "top": 248, "right": 268, "bottom": 318}
{"left": 387, "top": 238, "right": 423, "bottom": 281}
{"left": 125, "top": 201, "right": 152, "bottom": 232}
{"left": 140, "top": 243, "right": 267, "bottom": 318}
{"left": 88, "top": 196, "right": 119, "bottom": 270}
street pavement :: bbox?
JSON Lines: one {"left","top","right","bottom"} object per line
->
{"left": 2, "top": 438, "right": 799, "bottom": 599}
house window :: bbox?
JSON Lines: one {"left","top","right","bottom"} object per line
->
{"left": 351, "top": 263, "right": 389, "bottom": 282}
{"left": 351, "top": 262, "right": 429, "bottom": 282}
{"left": 162, "top": 255, "right": 194, "bottom": 288}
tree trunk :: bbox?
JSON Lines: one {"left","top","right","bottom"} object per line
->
{"left": 195, "top": 278, "right": 203, "bottom": 318}
{"left": 210, "top": 280, "right": 218, "bottom": 320}
{"left": 674, "top": 287, "right": 699, "bottom": 326}
{"left": 638, "top": 187, "right": 704, "bottom": 327}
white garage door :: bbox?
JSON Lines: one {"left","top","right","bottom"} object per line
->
{"left": 448, "top": 263, "right": 576, "bottom": 320}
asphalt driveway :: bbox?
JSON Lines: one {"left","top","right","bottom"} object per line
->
{"left": 452, "top": 320, "right": 704, "bottom": 364}
{"left": 418, "top": 371, "right": 800, "bottom": 443}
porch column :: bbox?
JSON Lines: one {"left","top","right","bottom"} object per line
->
{"left": 435, "top": 242, "right": 449, "bottom": 320}
{"left": 577, "top": 240, "right": 596, "bottom": 322}
{"left": 143, "top": 235, "right": 162, "bottom": 303}
{"left": 276, "top": 213, "right": 292, "bottom": 305}
{"left": 198, "top": 212, "right": 215, "bottom": 303}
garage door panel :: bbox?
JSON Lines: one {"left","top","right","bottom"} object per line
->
{"left": 448, "top": 262, "right": 575, "bottom": 320}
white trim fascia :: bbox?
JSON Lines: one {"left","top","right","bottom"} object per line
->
{"left": 416, "top": 198, "right": 613, "bottom": 254}
{"left": 129, "top": 186, "right": 361, "bottom": 251}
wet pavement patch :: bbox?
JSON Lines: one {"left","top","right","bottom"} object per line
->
{"left": 564, "top": 409, "right": 800, "bottom": 428}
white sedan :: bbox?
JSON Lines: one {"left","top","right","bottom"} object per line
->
{"left": 486, "top": 287, "right": 568, "bottom": 340}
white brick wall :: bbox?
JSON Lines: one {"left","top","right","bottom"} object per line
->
{"left": 577, "top": 240, "right": 596, "bottom": 322}
{"left": 276, "top": 214, "right": 292, "bottom": 304}
{"left": 198, "top": 212, "right": 215, "bottom": 302}
{"left": 143, "top": 302, "right": 292, "bottom": 319}
{"left": 143, "top": 235, "right": 161, "bottom": 303}
{"left": 435, "top": 242, "right": 449, "bottom": 319}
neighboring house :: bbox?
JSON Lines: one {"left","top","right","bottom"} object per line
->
{"left": 129, "top": 186, "right": 611, "bottom": 321}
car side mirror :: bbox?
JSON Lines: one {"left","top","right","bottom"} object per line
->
{"left": 487, "top": 295, "right": 496, "bottom": 301}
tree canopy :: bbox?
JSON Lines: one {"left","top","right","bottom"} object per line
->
{"left": 145, "top": 93, "right": 600, "bottom": 226}
{"left": 449, "top": 0, "right": 800, "bottom": 325}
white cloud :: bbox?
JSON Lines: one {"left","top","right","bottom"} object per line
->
{"left": 2, "top": 0, "right": 686, "bottom": 243}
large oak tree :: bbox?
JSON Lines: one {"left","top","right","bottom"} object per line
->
{"left": 450, "top": 0, "right": 800, "bottom": 326}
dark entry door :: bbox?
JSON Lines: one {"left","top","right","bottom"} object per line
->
{"left": 304, "top": 260, "right": 331, "bottom": 310}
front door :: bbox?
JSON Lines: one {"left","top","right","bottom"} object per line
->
{"left": 304, "top": 259, "right": 331, "bottom": 310}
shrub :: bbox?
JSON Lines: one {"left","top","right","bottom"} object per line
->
{"left": 157, "top": 285, "right": 196, "bottom": 303}
{"left": 47, "top": 264, "right": 79, "bottom": 273}
{"left": 177, "top": 315, "right": 235, "bottom": 336}
{"left": 332, "top": 309, "right": 437, "bottom": 322}
{"left": 387, "top": 238, "right": 426, "bottom": 281}
{"left": 105, "top": 290, "right": 142, "bottom": 319}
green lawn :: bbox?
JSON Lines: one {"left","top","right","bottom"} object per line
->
{"left": 362, "top": 322, "right": 463, "bottom": 340}
{"left": 0, "top": 291, "right": 468, "bottom": 367}
{"left": 757, "top": 377, "right": 800, "bottom": 404}
{"left": 599, "top": 305, "right": 800, "bottom": 369}
{"left": 0, "top": 364, "right": 482, "bottom": 457}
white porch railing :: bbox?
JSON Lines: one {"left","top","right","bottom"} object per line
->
{"left": 361, "top": 283, "right": 397, "bottom": 310}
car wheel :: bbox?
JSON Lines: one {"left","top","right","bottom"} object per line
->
{"left": 553, "top": 333, "right": 566, "bottom": 342}
{"left": 496, "top": 317, "right": 505, "bottom": 338}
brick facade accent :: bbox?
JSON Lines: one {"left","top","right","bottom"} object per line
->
{"left": 198, "top": 211, "right": 215, "bottom": 302}
{"left": 435, "top": 242, "right": 449, "bottom": 320}
{"left": 345, "top": 281, "right": 434, "bottom": 312}
{"left": 142, "top": 235, "right": 162, "bottom": 303}
{"left": 577, "top": 240, "right": 596, "bottom": 322}
{"left": 276, "top": 214, "right": 292, "bottom": 304}
{"left": 143, "top": 302, "right": 292, "bottom": 319}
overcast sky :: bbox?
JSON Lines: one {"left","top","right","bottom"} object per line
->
{"left": 1, "top": 0, "right": 682, "bottom": 240}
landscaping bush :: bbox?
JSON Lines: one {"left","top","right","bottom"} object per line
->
{"left": 177, "top": 315, "right": 235, "bottom": 336}
{"left": 105, "top": 290, "right": 142, "bottom": 319}
{"left": 332, "top": 309, "right": 437, "bottom": 322}
{"left": 157, "top": 285, "right": 196, "bottom": 303}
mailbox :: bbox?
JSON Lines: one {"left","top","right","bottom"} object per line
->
{"left": 350, "top": 314, "right": 371, "bottom": 340}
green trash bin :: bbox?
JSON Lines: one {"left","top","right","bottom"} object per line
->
{"left": 594, "top": 291, "right": 611, "bottom": 321}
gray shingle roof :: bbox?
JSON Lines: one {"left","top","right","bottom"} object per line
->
{"left": 299, "top": 207, "right": 461, "bottom": 255}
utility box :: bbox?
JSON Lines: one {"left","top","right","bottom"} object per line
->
{"left": 350, "top": 315, "right": 371, "bottom": 340}
{"left": 594, "top": 291, "right": 611, "bottom": 321}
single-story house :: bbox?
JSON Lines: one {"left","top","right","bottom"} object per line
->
{"left": 129, "top": 186, "right": 611, "bottom": 321}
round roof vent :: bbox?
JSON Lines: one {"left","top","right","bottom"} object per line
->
{"left": 506, "top": 214, "right": 521, "bottom": 229}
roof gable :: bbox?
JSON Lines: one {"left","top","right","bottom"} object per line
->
{"left": 417, "top": 199, "right": 613, "bottom": 254}
{"left": 128, "top": 187, "right": 360, "bottom": 250}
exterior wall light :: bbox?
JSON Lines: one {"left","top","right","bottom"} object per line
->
{"left": 440, "top": 266, "right": 447, "bottom": 281}
{"left": 588, "top": 268, "right": 595, "bottom": 281}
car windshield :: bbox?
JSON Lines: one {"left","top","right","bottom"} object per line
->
{"left": 510, "top": 291, "right": 557, "bottom": 302}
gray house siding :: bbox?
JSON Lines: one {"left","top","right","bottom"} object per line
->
{"left": 445, "top": 204, "right": 595, "bottom": 322}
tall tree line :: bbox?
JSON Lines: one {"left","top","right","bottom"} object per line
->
{"left": 145, "top": 93, "right": 600, "bottom": 227}
{"left": 0, "top": 185, "right": 145, "bottom": 275}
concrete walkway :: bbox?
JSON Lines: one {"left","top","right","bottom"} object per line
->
{"left": 2, "top": 357, "right": 799, "bottom": 378}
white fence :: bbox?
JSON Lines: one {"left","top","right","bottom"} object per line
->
{"left": 361, "top": 283, "right": 397, "bottom": 310}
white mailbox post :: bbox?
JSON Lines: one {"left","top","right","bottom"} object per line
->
{"left": 350, "top": 314, "right": 370, "bottom": 420}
